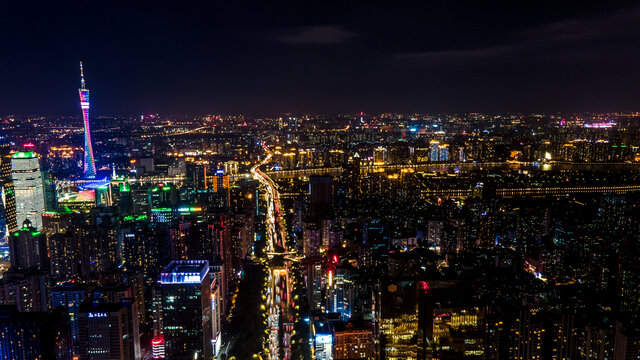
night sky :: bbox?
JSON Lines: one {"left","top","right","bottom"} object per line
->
{"left": 1, "top": 1, "right": 639, "bottom": 116}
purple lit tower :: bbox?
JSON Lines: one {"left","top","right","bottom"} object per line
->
{"left": 79, "top": 61, "right": 97, "bottom": 178}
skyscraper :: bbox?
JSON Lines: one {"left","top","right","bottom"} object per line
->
{"left": 309, "top": 175, "right": 333, "bottom": 226}
{"left": 0, "top": 136, "right": 17, "bottom": 236}
{"left": 430, "top": 140, "right": 440, "bottom": 162}
{"left": 438, "top": 144, "right": 449, "bottom": 162}
{"left": 373, "top": 147, "right": 387, "bottom": 165}
{"left": 51, "top": 282, "right": 87, "bottom": 349}
{"left": 79, "top": 62, "right": 97, "bottom": 178}
{"left": 77, "top": 301, "right": 141, "bottom": 360}
{"left": 215, "top": 168, "right": 230, "bottom": 207}
{"left": 8, "top": 221, "right": 48, "bottom": 271}
{"left": 159, "top": 260, "right": 213, "bottom": 359}
{"left": 11, "top": 151, "right": 45, "bottom": 229}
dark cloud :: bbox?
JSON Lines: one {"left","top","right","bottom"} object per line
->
{"left": 275, "top": 25, "right": 356, "bottom": 45}
{"left": 395, "top": 5, "right": 640, "bottom": 64}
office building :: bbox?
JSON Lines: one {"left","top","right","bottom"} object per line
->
{"left": 304, "top": 225, "right": 322, "bottom": 257}
{"left": 430, "top": 140, "right": 440, "bottom": 162}
{"left": 373, "top": 147, "right": 387, "bottom": 165}
{"left": 215, "top": 168, "right": 230, "bottom": 207}
{"left": 438, "top": 144, "right": 449, "bottom": 161}
{"left": 210, "top": 271, "right": 223, "bottom": 357}
{"left": 51, "top": 282, "right": 87, "bottom": 348}
{"left": 11, "top": 151, "right": 44, "bottom": 230}
{"left": 8, "top": 220, "right": 48, "bottom": 271}
{"left": 332, "top": 322, "right": 374, "bottom": 360}
{"left": 312, "top": 321, "right": 333, "bottom": 360}
{"left": 309, "top": 175, "right": 333, "bottom": 225}
{"left": 376, "top": 280, "right": 430, "bottom": 360}
{"left": 0, "top": 269, "right": 49, "bottom": 312}
{"left": 160, "top": 260, "right": 213, "bottom": 359}
{"left": 77, "top": 301, "right": 141, "bottom": 360}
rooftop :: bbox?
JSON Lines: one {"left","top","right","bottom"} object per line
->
{"left": 11, "top": 151, "right": 36, "bottom": 159}
{"left": 160, "top": 260, "right": 209, "bottom": 284}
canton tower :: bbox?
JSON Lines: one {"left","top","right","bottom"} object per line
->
{"left": 79, "top": 61, "right": 97, "bottom": 178}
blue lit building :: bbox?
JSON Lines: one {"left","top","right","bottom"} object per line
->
{"left": 312, "top": 321, "right": 333, "bottom": 360}
{"left": 430, "top": 141, "right": 440, "bottom": 162}
{"left": 329, "top": 268, "right": 355, "bottom": 321}
{"left": 438, "top": 144, "right": 449, "bottom": 161}
{"left": 160, "top": 260, "right": 213, "bottom": 359}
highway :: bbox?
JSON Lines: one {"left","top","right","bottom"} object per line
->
{"left": 250, "top": 143, "right": 299, "bottom": 360}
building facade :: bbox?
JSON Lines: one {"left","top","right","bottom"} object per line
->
{"left": 11, "top": 152, "right": 45, "bottom": 229}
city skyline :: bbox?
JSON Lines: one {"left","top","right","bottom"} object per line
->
{"left": 2, "top": 2, "right": 640, "bottom": 360}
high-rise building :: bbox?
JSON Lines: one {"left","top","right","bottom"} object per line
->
{"left": 78, "top": 62, "right": 97, "bottom": 178}
{"left": 51, "top": 282, "right": 87, "bottom": 349}
{"left": 332, "top": 322, "right": 374, "bottom": 359}
{"left": 309, "top": 175, "right": 333, "bottom": 225}
{"left": 438, "top": 144, "right": 449, "bottom": 161}
{"left": 312, "top": 321, "right": 333, "bottom": 360}
{"left": 8, "top": 220, "right": 48, "bottom": 271}
{"left": 186, "top": 161, "right": 208, "bottom": 190}
{"left": 328, "top": 267, "right": 355, "bottom": 320}
{"left": 11, "top": 151, "right": 45, "bottom": 229}
{"left": 429, "top": 140, "right": 440, "bottom": 162}
{"left": 210, "top": 270, "right": 223, "bottom": 357}
{"left": 0, "top": 136, "right": 17, "bottom": 235}
{"left": 223, "top": 160, "right": 239, "bottom": 175}
{"left": 215, "top": 168, "right": 230, "bottom": 207}
{"left": 0, "top": 305, "right": 72, "bottom": 360}
{"left": 375, "top": 280, "right": 432, "bottom": 360}
{"left": 427, "top": 220, "right": 443, "bottom": 252}
{"left": 363, "top": 219, "right": 390, "bottom": 270}
{"left": 510, "top": 306, "right": 544, "bottom": 360}
{"left": 373, "top": 147, "right": 387, "bottom": 165}
{"left": 304, "top": 225, "right": 322, "bottom": 257}
{"left": 613, "top": 321, "right": 640, "bottom": 360}
{"left": 0, "top": 269, "right": 49, "bottom": 312}
{"left": 77, "top": 301, "right": 141, "bottom": 360}
{"left": 159, "top": 260, "right": 213, "bottom": 359}
{"left": 148, "top": 183, "right": 177, "bottom": 212}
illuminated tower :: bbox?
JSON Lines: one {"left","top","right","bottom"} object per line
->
{"left": 79, "top": 61, "right": 97, "bottom": 178}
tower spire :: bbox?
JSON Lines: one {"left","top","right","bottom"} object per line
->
{"left": 78, "top": 62, "right": 96, "bottom": 178}
{"left": 80, "top": 61, "right": 86, "bottom": 89}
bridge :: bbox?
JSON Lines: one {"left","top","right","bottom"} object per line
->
{"left": 421, "top": 185, "right": 640, "bottom": 198}
{"left": 259, "top": 161, "right": 640, "bottom": 179}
